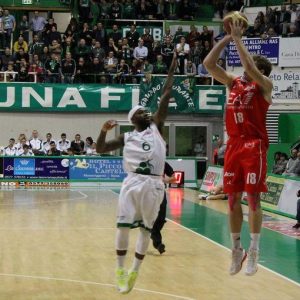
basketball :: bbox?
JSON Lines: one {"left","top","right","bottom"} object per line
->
{"left": 223, "top": 11, "right": 248, "bottom": 34}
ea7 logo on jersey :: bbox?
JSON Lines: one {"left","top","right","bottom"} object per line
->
{"left": 224, "top": 172, "right": 234, "bottom": 177}
{"left": 244, "top": 142, "right": 255, "bottom": 149}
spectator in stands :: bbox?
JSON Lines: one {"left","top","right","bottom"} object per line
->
{"left": 176, "top": 36, "right": 190, "bottom": 75}
{"left": 67, "top": 147, "right": 75, "bottom": 156}
{"left": 30, "top": 11, "right": 47, "bottom": 39}
{"left": 246, "top": 19, "right": 265, "bottom": 38}
{"left": 90, "top": 57, "right": 104, "bottom": 82}
{"left": 200, "top": 26, "right": 213, "bottom": 45}
{"left": 178, "top": 0, "right": 194, "bottom": 20}
{"left": 174, "top": 26, "right": 186, "bottom": 44}
{"left": 42, "top": 133, "right": 55, "bottom": 154}
{"left": 107, "top": 37, "right": 118, "bottom": 56}
{"left": 71, "top": 134, "right": 85, "bottom": 155}
{"left": 136, "top": 0, "right": 147, "bottom": 19}
{"left": 47, "top": 141, "right": 61, "bottom": 156}
{"left": 126, "top": 24, "right": 140, "bottom": 49}
{"left": 19, "top": 144, "right": 34, "bottom": 157}
{"left": 28, "top": 35, "right": 44, "bottom": 60}
{"left": 91, "top": 40, "right": 105, "bottom": 61}
{"left": 213, "top": 58, "right": 226, "bottom": 85}
{"left": 15, "top": 48, "right": 29, "bottom": 65}
{"left": 197, "top": 62, "right": 211, "bottom": 85}
{"left": 162, "top": 27, "right": 174, "bottom": 44}
{"left": 40, "top": 46, "right": 50, "bottom": 67}
{"left": 75, "top": 39, "right": 91, "bottom": 61}
{"left": 110, "top": 0, "right": 122, "bottom": 19}
{"left": 74, "top": 57, "right": 88, "bottom": 83}
{"left": 14, "top": 36, "right": 28, "bottom": 54}
{"left": 108, "top": 24, "right": 122, "bottom": 45}
{"left": 104, "top": 51, "right": 118, "bottom": 74}
{"left": 283, "top": 149, "right": 298, "bottom": 177}
{"left": 141, "top": 58, "right": 153, "bottom": 74}
{"left": 293, "top": 190, "right": 300, "bottom": 229}
{"left": 200, "top": 40, "right": 212, "bottom": 63}
{"left": 165, "top": 0, "right": 178, "bottom": 20}
{"left": 276, "top": 5, "right": 291, "bottom": 34}
{"left": 79, "top": 22, "right": 93, "bottom": 46}
{"left": 57, "top": 133, "right": 71, "bottom": 155}
{"left": 61, "top": 52, "right": 76, "bottom": 83}
{"left": 123, "top": 0, "right": 136, "bottom": 19}
{"left": 84, "top": 137, "right": 97, "bottom": 155}
{"left": 155, "top": 0, "right": 166, "bottom": 19}
{"left": 141, "top": 28, "right": 154, "bottom": 54}
{"left": 90, "top": 0, "right": 100, "bottom": 26}
{"left": 161, "top": 36, "right": 174, "bottom": 69}
{"left": 19, "top": 14, "right": 30, "bottom": 43}
{"left": 29, "top": 130, "right": 43, "bottom": 155}
{"left": 48, "top": 26, "right": 62, "bottom": 47}
{"left": 184, "top": 59, "right": 196, "bottom": 76}
{"left": 272, "top": 152, "right": 288, "bottom": 175}
{"left": 3, "top": 138, "right": 17, "bottom": 156}
{"left": 187, "top": 25, "right": 200, "bottom": 48}
{"left": 5, "top": 62, "right": 16, "bottom": 82}
{"left": 61, "top": 37, "right": 75, "bottom": 58}
{"left": 120, "top": 38, "right": 132, "bottom": 65}
{"left": 153, "top": 54, "right": 167, "bottom": 74}
{"left": 266, "top": 27, "right": 278, "bottom": 38}
{"left": 129, "top": 58, "right": 142, "bottom": 79}
{"left": 79, "top": 0, "right": 90, "bottom": 22}
{"left": 133, "top": 39, "right": 148, "bottom": 66}
{"left": 16, "top": 65, "right": 30, "bottom": 82}
{"left": 49, "top": 40, "right": 62, "bottom": 59}
{"left": 255, "top": 11, "right": 265, "bottom": 26}
{"left": 293, "top": 151, "right": 300, "bottom": 176}
{"left": 44, "top": 53, "right": 60, "bottom": 83}
{"left": 3, "top": 9, "right": 16, "bottom": 48}
{"left": 0, "top": 9, "right": 5, "bottom": 50}
{"left": 190, "top": 40, "right": 203, "bottom": 67}
{"left": 65, "top": 17, "right": 78, "bottom": 38}
{"left": 115, "top": 58, "right": 130, "bottom": 83}
{"left": 16, "top": 133, "right": 29, "bottom": 149}
{"left": 32, "top": 54, "right": 43, "bottom": 68}
{"left": 216, "top": 138, "right": 226, "bottom": 166}
{"left": 1, "top": 47, "right": 13, "bottom": 68}
{"left": 28, "top": 62, "right": 43, "bottom": 82}
{"left": 93, "top": 22, "right": 107, "bottom": 48}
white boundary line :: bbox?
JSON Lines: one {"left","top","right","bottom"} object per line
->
{"left": 167, "top": 218, "right": 300, "bottom": 288}
{"left": 0, "top": 273, "right": 195, "bottom": 300}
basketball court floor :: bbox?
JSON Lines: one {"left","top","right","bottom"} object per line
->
{"left": 0, "top": 187, "right": 299, "bottom": 299}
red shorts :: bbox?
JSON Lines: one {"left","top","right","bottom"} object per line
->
{"left": 223, "top": 138, "right": 268, "bottom": 194}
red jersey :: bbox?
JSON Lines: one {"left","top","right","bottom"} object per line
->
{"left": 226, "top": 76, "right": 270, "bottom": 147}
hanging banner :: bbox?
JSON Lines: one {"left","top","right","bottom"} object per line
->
{"left": 139, "top": 77, "right": 225, "bottom": 114}
{"left": 0, "top": 83, "right": 225, "bottom": 114}
{"left": 227, "top": 37, "right": 279, "bottom": 66}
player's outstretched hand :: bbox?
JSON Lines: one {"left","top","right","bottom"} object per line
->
{"left": 102, "top": 120, "right": 118, "bottom": 132}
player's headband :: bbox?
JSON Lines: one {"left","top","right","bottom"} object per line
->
{"left": 128, "top": 105, "right": 146, "bottom": 124}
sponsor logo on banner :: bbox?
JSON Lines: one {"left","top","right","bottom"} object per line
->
{"left": 200, "top": 166, "right": 223, "bottom": 192}
{"left": 279, "top": 37, "right": 300, "bottom": 67}
{"left": 14, "top": 158, "right": 35, "bottom": 175}
{"left": 228, "top": 38, "right": 279, "bottom": 66}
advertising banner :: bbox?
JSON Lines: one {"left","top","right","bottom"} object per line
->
{"left": 199, "top": 166, "right": 223, "bottom": 192}
{"left": 0, "top": 83, "right": 225, "bottom": 114}
{"left": 69, "top": 158, "right": 126, "bottom": 181}
{"left": 260, "top": 175, "right": 285, "bottom": 206}
{"left": 279, "top": 37, "right": 300, "bottom": 67}
{"left": 227, "top": 37, "right": 279, "bottom": 66}
{"left": 277, "top": 179, "right": 300, "bottom": 217}
{"left": 3, "top": 158, "right": 69, "bottom": 179}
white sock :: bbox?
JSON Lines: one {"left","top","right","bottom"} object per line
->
{"left": 231, "top": 233, "right": 241, "bottom": 249}
{"left": 131, "top": 228, "right": 151, "bottom": 272}
{"left": 132, "top": 257, "right": 143, "bottom": 272}
{"left": 250, "top": 233, "right": 260, "bottom": 250}
{"left": 115, "top": 228, "right": 130, "bottom": 269}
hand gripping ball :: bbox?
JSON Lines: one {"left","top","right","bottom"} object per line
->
{"left": 223, "top": 11, "right": 248, "bottom": 34}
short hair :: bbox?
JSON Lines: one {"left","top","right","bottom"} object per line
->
{"left": 61, "top": 133, "right": 66, "bottom": 137}
{"left": 9, "top": 138, "right": 15, "bottom": 142}
{"left": 252, "top": 55, "right": 272, "bottom": 77}
{"left": 23, "top": 144, "right": 29, "bottom": 149}
{"left": 50, "top": 141, "right": 56, "bottom": 145}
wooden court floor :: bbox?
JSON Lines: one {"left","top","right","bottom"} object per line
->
{"left": 0, "top": 187, "right": 299, "bottom": 300}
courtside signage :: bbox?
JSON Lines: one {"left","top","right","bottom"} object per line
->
{"left": 279, "top": 37, "right": 300, "bottom": 67}
{"left": 0, "top": 84, "right": 225, "bottom": 114}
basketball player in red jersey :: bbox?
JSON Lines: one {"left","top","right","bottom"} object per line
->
{"left": 204, "top": 21, "right": 272, "bottom": 276}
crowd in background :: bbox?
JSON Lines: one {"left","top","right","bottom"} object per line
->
{"left": 272, "top": 149, "right": 300, "bottom": 177}
{"left": 0, "top": 2, "right": 299, "bottom": 84}
{"left": 0, "top": 130, "right": 99, "bottom": 157}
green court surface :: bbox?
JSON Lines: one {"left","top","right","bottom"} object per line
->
{"left": 166, "top": 194, "right": 300, "bottom": 284}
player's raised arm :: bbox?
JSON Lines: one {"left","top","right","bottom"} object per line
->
{"left": 152, "top": 52, "right": 177, "bottom": 132}
{"left": 203, "top": 35, "right": 235, "bottom": 87}
{"left": 96, "top": 120, "right": 124, "bottom": 153}
{"left": 230, "top": 21, "right": 273, "bottom": 102}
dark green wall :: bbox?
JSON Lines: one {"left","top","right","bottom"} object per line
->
{"left": 2, "top": 0, "right": 69, "bottom": 9}
{"left": 278, "top": 114, "right": 300, "bottom": 143}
